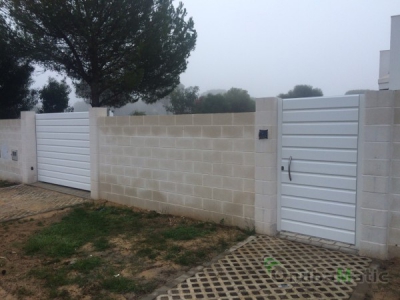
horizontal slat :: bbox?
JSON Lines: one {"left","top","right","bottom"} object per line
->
{"left": 281, "top": 220, "right": 355, "bottom": 244}
{"left": 37, "top": 132, "right": 89, "bottom": 141}
{"left": 282, "top": 95, "right": 359, "bottom": 110}
{"left": 36, "top": 112, "right": 89, "bottom": 120}
{"left": 37, "top": 151, "right": 90, "bottom": 163}
{"left": 282, "top": 208, "right": 355, "bottom": 231}
{"left": 36, "top": 119, "right": 89, "bottom": 126}
{"left": 38, "top": 163, "right": 90, "bottom": 177}
{"left": 37, "top": 145, "right": 89, "bottom": 155}
{"left": 283, "top": 109, "right": 359, "bottom": 123}
{"left": 282, "top": 148, "right": 357, "bottom": 163}
{"left": 281, "top": 160, "right": 357, "bottom": 177}
{"left": 282, "top": 172, "right": 356, "bottom": 190}
{"left": 281, "top": 184, "right": 356, "bottom": 204}
{"left": 282, "top": 136, "right": 358, "bottom": 149}
{"left": 38, "top": 169, "right": 90, "bottom": 184}
{"left": 36, "top": 125, "right": 90, "bottom": 133}
{"left": 282, "top": 123, "right": 358, "bottom": 135}
{"left": 38, "top": 175, "right": 90, "bottom": 191}
{"left": 37, "top": 139, "right": 89, "bottom": 148}
{"left": 281, "top": 196, "right": 355, "bottom": 217}
{"left": 38, "top": 157, "right": 90, "bottom": 170}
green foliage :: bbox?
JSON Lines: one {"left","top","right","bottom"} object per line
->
{"left": 162, "top": 223, "right": 215, "bottom": 240}
{"left": 131, "top": 110, "right": 146, "bottom": 116}
{"left": 278, "top": 85, "right": 323, "bottom": 99}
{"left": 39, "top": 77, "right": 72, "bottom": 113}
{"left": 193, "top": 88, "right": 255, "bottom": 114}
{"left": 3, "top": 0, "right": 197, "bottom": 107}
{"left": 0, "top": 15, "right": 37, "bottom": 119}
{"left": 70, "top": 257, "right": 102, "bottom": 274}
{"left": 345, "top": 89, "right": 370, "bottom": 95}
{"left": 165, "top": 85, "right": 200, "bottom": 114}
{"left": 101, "top": 277, "right": 148, "bottom": 294}
{"left": 24, "top": 206, "right": 142, "bottom": 258}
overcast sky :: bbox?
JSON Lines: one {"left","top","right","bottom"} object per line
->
{"left": 32, "top": 0, "right": 400, "bottom": 104}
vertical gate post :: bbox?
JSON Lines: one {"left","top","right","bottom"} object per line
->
{"left": 254, "top": 97, "right": 279, "bottom": 235}
{"left": 89, "top": 108, "right": 108, "bottom": 199}
{"left": 21, "top": 111, "right": 38, "bottom": 184}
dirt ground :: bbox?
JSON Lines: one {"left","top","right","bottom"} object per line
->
{"left": 0, "top": 203, "right": 249, "bottom": 300}
{"left": 367, "top": 258, "right": 400, "bottom": 300}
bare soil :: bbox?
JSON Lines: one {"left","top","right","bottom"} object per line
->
{"left": 367, "top": 258, "right": 400, "bottom": 300}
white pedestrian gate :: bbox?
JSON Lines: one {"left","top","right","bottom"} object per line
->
{"left": 278, "top": 95, "right": 361, "bottom": 244}
{"left": 36, "top": 112, "right": 91, "bottom": 191}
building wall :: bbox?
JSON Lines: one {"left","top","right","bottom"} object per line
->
{"left": 97, "top": 113, "right": 256, "bottom": 228}
{"left": 254, "top": 98, "right": 279, "bottom": 235}
{"left": 358, "top": 90, "right": 400, "bottom": 260}
{"left": 390, "top": 91, "right": 400, "bottom": 257}
{"left": 0, "top": 119, "right": 22, "bottom": 182}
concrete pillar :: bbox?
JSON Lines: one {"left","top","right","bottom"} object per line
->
{"left": 89, "top": 107, "right": 108, "bottom": 199}
{"left": 20, "top": 111, "right": 37, "bottom": 184}
{"left": 254, "top": 97, "right": 279, "bottom": 235}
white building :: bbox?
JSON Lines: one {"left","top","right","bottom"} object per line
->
{"left": 379, "top": 15, "right": 400, "bottom": 90}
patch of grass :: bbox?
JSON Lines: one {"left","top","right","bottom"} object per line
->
{"left": 24, "top": 206, "right": 142, "bottom": 258}
{"left": 29, "top": 267, "right": 70, "bottom": 288}
{"left": 172, "top": 249, "right": 207, "bottom": 266}
{"left": 0, "top": 180, "right": 16, "bottom": 188}
{"left": 162, "top": 223, "right": 215, "bottom": 241}
{"left": 93, "top": 237, "right": 111, "bottom": 251}
{"left": 49, "top": 288, "right": 70, "bottom": 299}
{"left": 16, "top": 286, "right": 33, "bottom": 299}
{"left": 136, "top": 248, "right": 159, "bottom": 259}
{"left": 101, "top": 277, "right": 139, "bottom": 293}
{"left": 70, "top": 257, "right": 102, "bottom": 274}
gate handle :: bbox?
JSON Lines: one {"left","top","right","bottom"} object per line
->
{"left": 288, "top": 156, "right": 292, "bottom": 181}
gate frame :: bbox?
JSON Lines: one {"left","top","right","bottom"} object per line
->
{"left": 276, "top": 95, "right": 365, "bottom": 247}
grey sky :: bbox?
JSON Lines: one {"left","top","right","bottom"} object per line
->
{"left": 32, "top": 0, "right": 400, "bottom": 104}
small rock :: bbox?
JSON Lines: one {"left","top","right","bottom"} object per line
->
{"left": 1, "top": 270, "right": 6, "bottom": 275}
{"left": 69, "top": 259, "right": 77, "bottom": 265}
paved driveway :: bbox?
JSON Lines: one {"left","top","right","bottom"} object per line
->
{"left": 0, "top": 184, "right": 87, "bottom": 222}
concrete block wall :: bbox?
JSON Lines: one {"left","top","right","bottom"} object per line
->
{"left": 0, "top": 112, "right": 37, "bottom": 184}
{"left": 359, "top": 90, "right": 400, "bottom": 259}
{"left": 97, "top": 113, "right": 256, "bottom": 228}
{"left": 254, "top": 98, "right": 278, "bottom": 235}
{"left": 0, "top": 119, "right": 22, "bottom": 182}
{"left": 390, "top": 91, "right": 400, "bottom": 257}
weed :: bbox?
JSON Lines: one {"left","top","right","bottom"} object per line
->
{"left": 137, "top": 247, "right": 159, "bottom": 259}
{"left": 29, "top": 267, "right": 70, "bottom": 287}
{"left": 70, "top": 257, "right": 102, "bottom": 274}
{"left": 93, "top": 237, "right": 111, "bottom": 251}
{"left": 16, "top": 286, "right": 33, "bottom": 298}
{"left": 0, "top": 180, "right": 16, "bottom": 188}
{"left": 146, "top": 210, "right": 160, "bottom": 219}
{"left": 49, "top": 288, "right": 70, "bottom": 299}
{"left": 37, "top": 221, "right": 44, "bottom": 227}
{"left": 101, "top": 277, "right": 139, "bottom": 293}
{"left": 170, "top": 249, "right": 208, "bottom": 266}
{"left": 162, "top": 224, "right": 212, "bottom": 241}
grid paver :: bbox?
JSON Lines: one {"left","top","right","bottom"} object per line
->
{"left": 157, "top": 235, "right": 371, "bottom": 300}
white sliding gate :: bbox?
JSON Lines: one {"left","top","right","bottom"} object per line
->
{"left": 36, "top": 112, "right": 91, "bottom": 191}
{"left": 279, "top": 95, "right": 361, "bottom": 244}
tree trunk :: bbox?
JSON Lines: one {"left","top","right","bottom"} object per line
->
{"left": 90, "top": 82, "right": 100, "bottom": 107}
